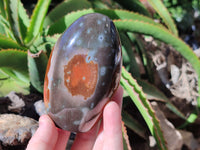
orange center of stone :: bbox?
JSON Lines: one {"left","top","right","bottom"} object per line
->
{"left": 64, "top": 54, "right": 98, "bottom": 100}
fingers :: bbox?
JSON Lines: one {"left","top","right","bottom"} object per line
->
{"left": 96, "top": 85, "right": 123, "bottom": 136}
{"left": 27, "top": 85, "right": 123, "bottom": 150}
{"left": 93, "top": 86, "right": 123, "bottom": 150}
{"left": 71, "top": 120, "right": 101, "bottom": 150}
{"left": 102, "top": 101, "right": 123, "bottom": 150}
{"left": 26, "top": 115, "right": 70, "bottom": 150}
{"left": 110, "top": 85, "right": 123, "bottom": 110}
{"left": 26, "top": 115, "right": 58, "bottom": 150}
{"left": 54, "top": 128, "right": 70, "bottom": 150}
{"left": 71, "top": 86, "right": 123, "bottom": 150}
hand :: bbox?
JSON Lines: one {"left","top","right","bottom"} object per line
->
{"left": 26, "top": 86, "right": 123, "bottom": 150}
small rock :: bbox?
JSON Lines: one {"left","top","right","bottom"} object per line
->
{"left": 179, "top": 130, "right": 199, "bottom": 150}
{"left": 34, "top": 100, "right": 47, "bottom": 116}
{"left": 7, "top": 91, "right": 25, "bottom": 113}
{"left": 151, "top": 102, "right": 183, "bottom": 150}
{"left": 0, "top": 114, "right": 38, "bottom": 146}
{"left": 149, "top": 136, "right": 156, "bottom": 147}
{"left": 170, "top": 64, "right": 180, "bottom": 84}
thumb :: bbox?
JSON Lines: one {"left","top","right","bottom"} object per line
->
{"left": 26, "top": 115, "right": 58, "bottom": 150}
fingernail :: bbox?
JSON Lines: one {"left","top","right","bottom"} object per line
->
{"left": 39, "top": 115, "right": 52, "bottom": 126}
{"left": 39, "top": 115, "right": 45, "bottom": 126}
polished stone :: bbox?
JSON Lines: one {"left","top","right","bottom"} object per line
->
{"left": 44, "top": 13, "right": 122, "bottom": 132}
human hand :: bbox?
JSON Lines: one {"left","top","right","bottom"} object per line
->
{"left": 26, "top": 85, "right": 123, "bottom": 150}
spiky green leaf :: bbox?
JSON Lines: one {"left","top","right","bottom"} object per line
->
{"left": 0, "top": 14, "right": 15, "bottom": 39}
{"left": 0, "top": 15, "right": 8, "bottom": 35}
{"left": 30, "top": 34, "right": 59, "bottom": 56}
{"left": 0, "top": 34, "right": 26, "bottom": 50}
{"left": 18, "top": 0, "right": 30, "bottom": 40}
{"left": 28, "top": 50, "right": 48, "bottom": 93}
{"left": 0, "top": 69, "right": 29, "bottom": 97}
{"left": 133, "top": 35, "right": 154, "bottom": 82}
{"left": 44, "top": 0, "right": 91, "bottom": 27}
{"left": 24, "top": 0, "right": 51, "bottom": 45}
{"left": 122, "top": 121, "right": 131, "bottom": 150}
{"left": 147, "top": 0, "right": 178, "bottom": 35}
{"left": 120, "top": 67, "right": 167, "bottom": 150}
{"left": 137, "top": 78, "right": 186, "bottom": 119}
{"left": 47, "top": 8, "right": 163, "bottom": 35}
{"left": 0, "top": 49, "right": 28, "bottom": 78}
{"left": 114, "top": 0, "right": 151, "bottom": 16}
{"left": 120, "top": 32, "right": 140, "bottom": 77}
{"left": 122, "top": 111, "right": 146, "bottom": 139}
{"left": 0, "top": 0, "right": 6, "bottom": 19}
{"left": 0, "top": 67, "right": 29, "bottom": 84}
{"left": 114, "top": 19, "right": 200, "bottom": 111}
{"left": 4, "top": 0, "right": 25, "bottom": 44}
{"left": 89, "top": 0, "right": 109, "bottom": 9}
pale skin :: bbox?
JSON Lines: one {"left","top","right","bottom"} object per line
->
{"left": 26, "top": 86, "right": 123, "bottom": 150}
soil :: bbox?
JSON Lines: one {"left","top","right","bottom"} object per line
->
{"left": 1, "top": 32, "right": 200, "bottom": 150}
{"left": 1, "top": 1, "right": 200, "bottom": 149}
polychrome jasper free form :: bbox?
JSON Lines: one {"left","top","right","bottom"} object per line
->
{"left": 44, "top": 13, "right": 122, "bottom": 132}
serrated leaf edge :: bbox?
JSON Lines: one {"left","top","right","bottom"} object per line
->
{"left": 121, "top": 67, "right": 168, "bottom": 149}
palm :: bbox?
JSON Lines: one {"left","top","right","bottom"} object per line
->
{"left": 26, "top": 86, "right": 123, "bottom": 150}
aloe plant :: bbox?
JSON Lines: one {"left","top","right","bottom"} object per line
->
{"left": 0, "top": 0, "right": 199, "bottom": 149}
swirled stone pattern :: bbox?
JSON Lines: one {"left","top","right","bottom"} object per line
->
{"left": 44, "top": 13, "right": 122, "bottom": 132}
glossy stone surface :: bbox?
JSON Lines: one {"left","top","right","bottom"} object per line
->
{"left": 44, "top": 13, "right": 122, "bottom": 132}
